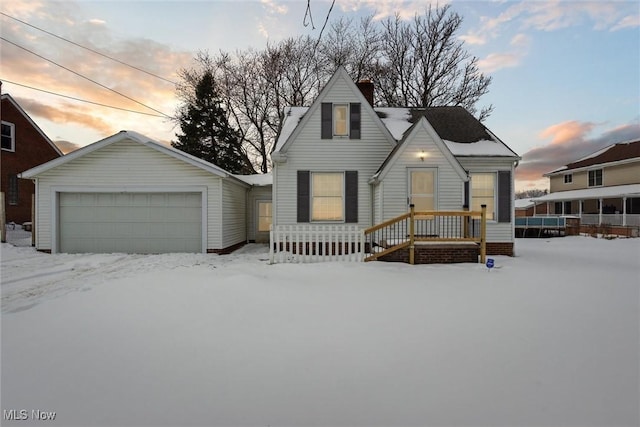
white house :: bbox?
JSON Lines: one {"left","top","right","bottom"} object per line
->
{"left": 21, "top": 68, "right": 520, "bottom": 260}
{"left": 271, "top": 67, "right": 520, "bottom": 256}
{"left": 19, "top": 131, "right": 269, "bottom": 254}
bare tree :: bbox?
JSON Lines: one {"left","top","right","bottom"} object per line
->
{"left": 377, "top": 5, "right": 493, "bottom": 119}
{"left": 175, "top": 4, "right": 494, "bottom": 172}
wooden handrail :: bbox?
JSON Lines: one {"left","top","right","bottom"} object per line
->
{"left": 363, "top": 212, "right": 410, "bottom": 234}
{"left": 363, "top": 205, "right": 487, "bottom": 264}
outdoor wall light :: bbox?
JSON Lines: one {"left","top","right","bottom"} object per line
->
{"left": 419, "top": 150, "right": 426, "bottom": 161}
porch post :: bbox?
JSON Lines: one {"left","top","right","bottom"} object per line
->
{"left": 546, "top": 201, "right": 550, "bottom": 216}
{"left": 622, "top": 196, "right": 627, "bottom": 227}
{"left": 480, "top": 204, "right": 487, "bottom": 264}
{"left": 599, "top": 198, "right": 603, "bottom": 225}
{"left": 463, "top": 204, "right": 469, "bottom": 238}
{"left": 409, "top": 204, "right": 415, "bottom": 265}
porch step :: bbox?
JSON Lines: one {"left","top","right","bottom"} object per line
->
{"left": 377, "top": 242, "right": 479, "bottom": 264}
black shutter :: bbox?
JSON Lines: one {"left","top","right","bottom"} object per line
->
{"left": 463, "top": 180, "right": 469, "bottom": 208}
{"left": 497, "top": 170, "right": 511, "bottom": 223}
{"left": 345, "top": 171, "right": 358, "bottom": 223}
{"left": 321, "top": 103, "right": 332, "bottom": 139}
{"left": 297, "top": 170, "right": 310, "bottom": 223}
{"left": 349, "top": 103, "right": 361, "bottom": 139}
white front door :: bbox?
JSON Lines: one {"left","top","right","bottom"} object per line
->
{"left": 409, "top": 169, "right": 436, "bottom": 211}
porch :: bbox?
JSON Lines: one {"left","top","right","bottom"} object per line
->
{"left": 529, "top": 184, "right": 640, "bottom": 233}
{"left": 269, "top": 205, "right": 488, "bottom": 264}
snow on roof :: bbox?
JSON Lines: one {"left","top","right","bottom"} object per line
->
{"left": 515, "top": 199, "right": 535, "bottom": 209}
{"left": 234, "top": 173, "right": 272, "bottom": 186}
{"left": 274, "top": 105, "right": 519, "bottom": 158}
{"left": 443, "top": 139, "right": 517, "bottom": 157}
{"left": 532, "top": 183, "right": 640, "bottom": 202}
{"left": 273, "top": 107, "right": 308, "bottom": 153}
{"left": 375, "top": 107, "right": 413, "bottom": 140}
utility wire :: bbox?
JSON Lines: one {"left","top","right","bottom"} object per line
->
{"left": 0, "top": 12, "right": 177, "bottom": 85}
{"left": 0, "top": 37, "right": 172, "bottom": 118}
{"left": 0, "top": 79, "right": 167, "bottom": 118}
{"left": 313, "top": 0, "right": 336, "bottom": 52}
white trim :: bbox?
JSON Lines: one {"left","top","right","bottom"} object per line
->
{"left": 50, "top": 185, "right": 208, "bottom": 254}
{"left": 19, "top": 131, "right": 249, "bottom": 188}
{"left": 255, "top": 199, "right": 273, "bottom": 234}
{"left": 407, "top": 167, "right": 438, "bottom": 210}
{"left": 310, "top": 171, "right": 345, "bottom": 223}
{"left": 1, "top": 120, "right": 16, "bottom": 152}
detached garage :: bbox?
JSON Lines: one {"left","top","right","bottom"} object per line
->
{"left": 20, "top": 131, "right": 251, "bottom": 254}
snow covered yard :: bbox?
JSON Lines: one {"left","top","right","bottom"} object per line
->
{"left": 1, "top": 236, "right": 638, "bottom": 427}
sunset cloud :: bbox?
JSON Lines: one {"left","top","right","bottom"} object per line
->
{"left": 516, "top": 122, "right": 640, "bottom": 187}
{"left": 1, "top": 1, "right": 190, "bottom": 144}
{"left": 539, "top": 120, "right": 596, "bottom": 145}
{"left": 15, "top": 97, "right": 115, "bottom": 135}
{"left": 54, "top": 140, "right": 81, "bottom": 154}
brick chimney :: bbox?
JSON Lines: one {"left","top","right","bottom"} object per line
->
{"left": 356, "top": 79, "right": 374, "bottom": 106}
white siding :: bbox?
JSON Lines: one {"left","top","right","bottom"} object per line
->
{"left": 458, "top": 157, "right": 516, "bottom": 243}
{"left": 221, "top": 179, "right": 248, "bottom": 248}
{"left": 379, "top": 126, "right": 465, "bottom": 222}
{"left": 34, "top": 139, "right": 227, "bottom": 251}
{"left": 274, "top": 75, "right": 394, "bottom": 228}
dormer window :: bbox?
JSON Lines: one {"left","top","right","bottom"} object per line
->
{"left": 321, "top": 102, "right": 360, "bottom": 140}
{"left": 333, "top": 104, "right": 348, "bottom": 136}
{"left": 1, "top": 121, "right": 15, "bottom": 152}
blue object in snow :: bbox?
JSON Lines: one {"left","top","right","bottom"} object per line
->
{"left": 486, "top": 258, "right": 495, "bottom": 270}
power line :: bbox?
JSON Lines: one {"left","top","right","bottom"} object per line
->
{"left": 0, "top": 12, "right": 177, "bottom": 85}
{"left": 0, "top": 79, "right": 167, "bottom": 118}
{"left": 0, "top": 37, "right": 172, "bottom": 118}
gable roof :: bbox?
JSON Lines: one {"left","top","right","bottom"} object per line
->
{"left": 545, "top": 139, "right": 640, "bottom": 176}
{"left": 373, "top": 116, "right": 468, "bottom": 182}
{"left": 1, "top": 93, "right": 63, "bottom": 156}
{"left": 272, "top": 67, "right": 397, "bottom": 155}
{"left": 19, "top": 130, "right": 249, "bottom": 187}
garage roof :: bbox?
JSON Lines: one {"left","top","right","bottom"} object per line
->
{"left": 19, "top": 130, "right": 248, "bottom": 186}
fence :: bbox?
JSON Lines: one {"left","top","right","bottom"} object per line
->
{"left": 269, "top": 224, "right": 365, "bottom": 264}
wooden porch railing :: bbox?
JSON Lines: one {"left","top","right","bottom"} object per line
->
{"left": 363, "top": 204, "right": 487, "bottom": 264}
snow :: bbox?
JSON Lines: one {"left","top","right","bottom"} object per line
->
{"left": 2, "top": 233, "right": 639, "bottom": 426}
{"left": 376, "top": 107, "right": 413, "bottom": 140}
{"left": 234, "top": 173, "right": 272, "bottom": 186}
{"left": 443, "top": 138, "right": 517, "bottom": 157}
{"left": 273, "top": 106, "right": 308, "bottom": 152}
{"left": 515, "top": 198, "right": 534, "bottom": 209}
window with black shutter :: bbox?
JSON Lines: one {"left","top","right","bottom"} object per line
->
{"left": 320, "top": 103, "right": 360, "bottom": 139}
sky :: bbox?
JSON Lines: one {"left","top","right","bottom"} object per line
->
{"left": 1, "top": 0, "right": 638, "bottom": 191}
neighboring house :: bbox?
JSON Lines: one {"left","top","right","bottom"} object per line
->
{"left": 271, "top": 67, "right": 520, "bottom": 256}
{"left": 20, "top": 131, "right": 271, "bottom": 254}
{"left": 1, "top": 93, "right": 63, "bottom": 224}
{"left": 532, "top": 139, "right": 640, "bottom": 227}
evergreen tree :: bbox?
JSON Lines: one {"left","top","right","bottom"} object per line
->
{"left": 172, "top": 71, "right": 254, "bottom": 174}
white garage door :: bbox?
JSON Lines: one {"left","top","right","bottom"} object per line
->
{"left": 59, "top": 192, "right": 202, "bottom": 253}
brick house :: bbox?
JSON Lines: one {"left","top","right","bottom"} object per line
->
{"left": 1, "top": 93, "right": 63, "bottom": 224}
